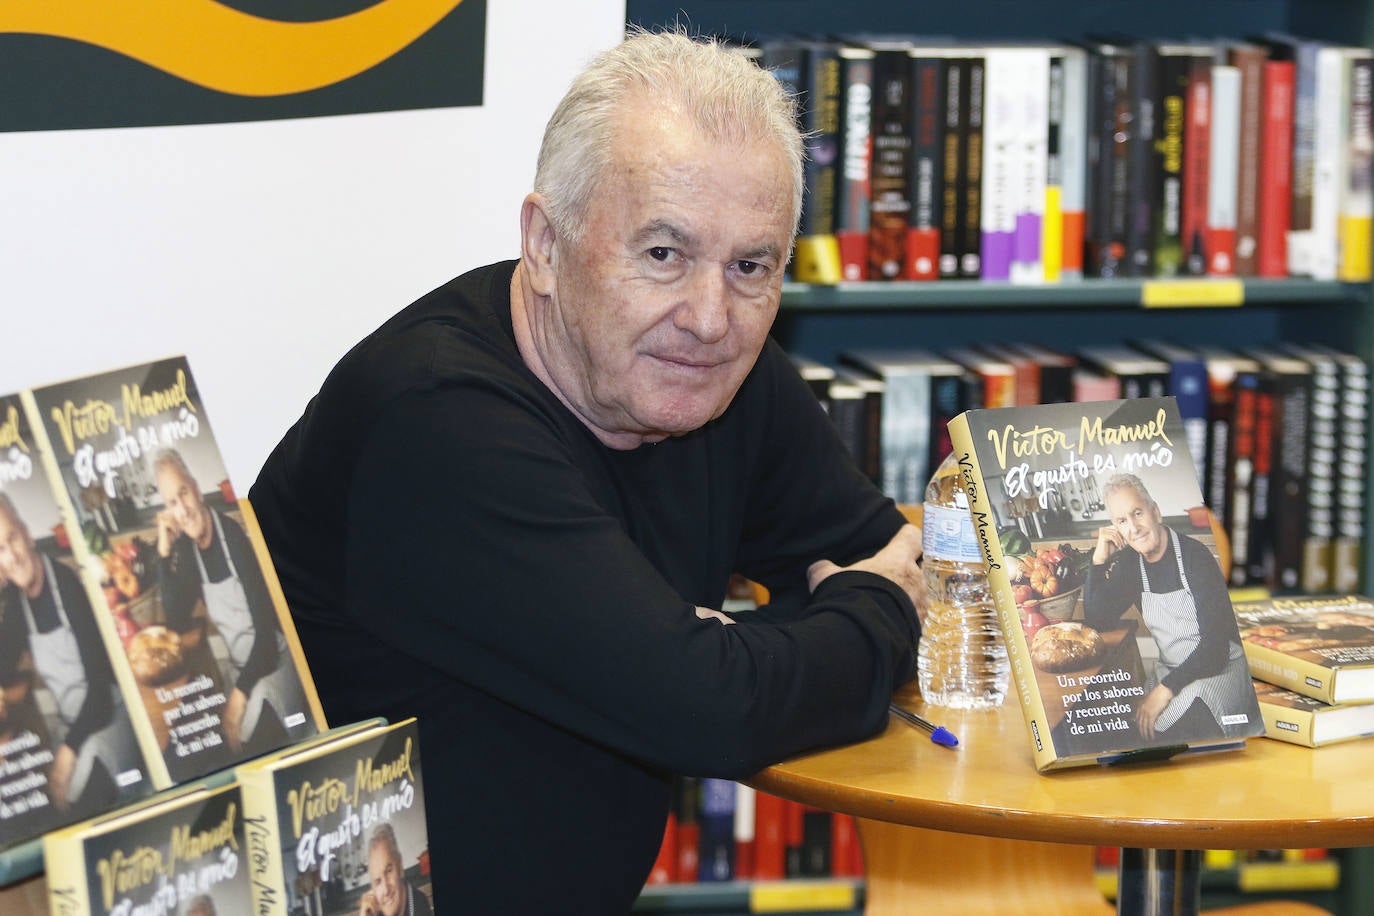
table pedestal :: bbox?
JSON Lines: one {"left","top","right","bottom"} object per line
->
{"left": 1117, "top": 848, "right": 1202, "bottom": 916}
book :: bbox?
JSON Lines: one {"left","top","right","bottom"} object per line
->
{"left": 1206, "top": 64, "right": 1241, "bottom": 276}
{"left": 1227, "top": 42, "right": 1269, "bottom": 276}
{"left": 1257, "top": 59, "right": 1296, "bottom": 277}
{"left": 1340, "top": 52, "right": 1374, "bottom": 282}
{"left": 1181, "top": 49, "right": 1214, "bottom": 276}
{"left": 1277, "top": 342, "right": 1338, "bottom": 593}
{"left": 1130, "top": 340, "right": 1210, "bottom": 487}
{"left": 795, "top": 40, "right": 845, "bottom": 284}
{"left": 947, "top": 396, "right": 1264, "bottom": 770}
{"left": 937, "top": 53, "right": 966, "bottom": 280}
{"left": 1253, "top": 679, "right": 1374, "bottom": 747}
{"left": 0, "top": 393, "right": 151, "bottom": 852}
{"left": 1010, "top": 47, "right": 1051, "bottom": 285}
{"left": 1233, "top": 594, "right": 1374, "bottom": 705}
{"left": 836, "top": 45, "right": 875, "bottom": 281}
{"left": 906, "top": 48, "right": 946, "bottom": 280}
{"left": 21, "top": 356, "right": 326, "bottom": 787}
{"left": 235, "top": 717, "right": 434, "bottom": 915}
{"left": 1082, "top": 39, "right": 1135, "bottom": 278}
{"left": 980, "top": 47, "right": 1023, "bottom": 281}
{"left": 1058, "top": 47, "right": 1089, "bottom": 279}
{"left": 697, "top": 778, "right": 736, "bottom": 881}
{"left": 44, "top": 779, "right": 250, "bottom": 916}
{"left": 1074, "top": 345, "right": 1169, "bottom": 400}
{"left": 1320, "top": 345, "right": 1368, "bottom": 593}
{"left": 868, "top": 41, "right": 916, "bottom": 280}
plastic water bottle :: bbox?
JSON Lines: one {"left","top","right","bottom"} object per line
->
{"left": 917, "top": 451, "right": 1010, "bottom": 708}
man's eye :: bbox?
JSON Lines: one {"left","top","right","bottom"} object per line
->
{"left": 736, "top": 259, "right": 764, "bottom": 276}
{"left": 648, "top": 247, "right": 674, "bottom": 262}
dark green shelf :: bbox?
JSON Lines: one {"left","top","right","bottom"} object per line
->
{"left": 779, "top": 278, "right": 1364, "bottom": 311}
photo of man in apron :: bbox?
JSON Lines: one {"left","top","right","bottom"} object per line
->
{"left": 153, "top": 448, "right": 309, "bottom": 757}
{"left": 1083, "top": 473, "right": 1260, "bottom": 744}
{"left": 0, "top": 493, "right": 145, "bottom": 817}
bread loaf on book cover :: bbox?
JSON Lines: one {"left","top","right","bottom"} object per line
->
{"left": 947, "top": 396, "right": 1263, "bottom": 771}
{"left": 21, "top": 356, "right": 326, "bottom": 788}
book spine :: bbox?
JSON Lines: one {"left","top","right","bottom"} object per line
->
{"left": 1181, "top": 57, "right": 1212, "bottom": 276}
{"left": 17, "top": 390, "right": 172, "bottom": 788}
{"left": 1227, "top": 373, "right": 1258, "bottom": 587}
{"left": 1204, "top": 365, "right": 1234, "bottom": 529}
{"left": 796, "top": 43, "right": 843, "bottom": 283}
{"left": 1230, "top": 45, "right": 1267, "bottom": 276}
{"left": 1242, "top": 645, "right": 1340, "bottom": 704}
{"left": 238, "top": 768, "right": 290, "bottom": 915}
{"left": 946, "top": 412, "right": 1057, "bottom": 771}
{"left": 674, "top": 775, "right": 701, "bottom": 883}
{"left": 961, "top": 56, "right": 985, "bottom": 278}
{"left": 42, "top": 830, "right": 93, "bottom": 916}
{"left": 697, "top": 778, "right": 736, "bottom": 881}
{"left": 800, "top": 807, "right": 832, "bottom": 877}
{"left": 1333, "top": 354, "right": 1368, "bottom": 592}
{"left": 1309, "top": 46, "right": 1348, "bottom": 280}
{"left": 1247, "top": 379, "right": 1275, "bottom": 586}
{"left": 1207, "top": 65, "right": 1241, "bottom": 276}
{"left": 1339, "top": 54, "right": 1374, "bottom": 282}
{"left": 1127, "top": 44, "right": 1157, "bottom": 277}
{"left": 1288, "top": 41, "right": 1320, "bottom": 275}
{"left": 1270, "top": 371, "right": 1310, "bottom": 590}
{"left": 836, "top": 49, "right": 874, "bottom": 281}
{"left": 1011, "top": 49, "right": 1049, "bottom": 284}
{"left": 1255, "top": 697, "right": 1319, "bottom": 747}
{"left": 1153, "top": 52, "right": 1189, "bottom": 276}
{"left": 906, "top": 53, "right": 945, "bottom": 280}
{"left": 1258, "top": 61, "right": 1295, "bottom": 277}
{"left": 733, "top": 783, "right": 756, "bottom": 880}
{"left": 647, "top": 812, "right": 678, "bottom": 883}
{"left": 981, "top": 49, "right": 1017, "bottom": 280}
{"left": 1088, "top": 48, "right": 1132, "bottom": 277}
{"left": 1059, "top": 49, "right": 1088, "bottom": 279}
{"left": 1300, "top": 355, "right": 1337, "bottom": 592}
{"left": 751, "top": 791, "right": 786, "bottom": 881}
{"left": 1043, "top": 53, "right": 1065, "bottom": 282}
{"left": 869, "top": 48, "right": 914, "bottom": 280}
{"left": 938, "top": 56, "right": 965, "bottom": 280}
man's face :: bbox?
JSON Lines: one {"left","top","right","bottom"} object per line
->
{"left": 156, "top": 463, "right": 208, "bottom": 545}
{"left": 367, "top": 844, "right": 407, "bottom": 916}
{"left": 531, "top": 94, "right": 794, "bottom": 447}
{"left": 0, "top": 508, "right": 38, "bottom": 595}
{"left": 1106, "top": 486, "right": 1167, "bottom": 563}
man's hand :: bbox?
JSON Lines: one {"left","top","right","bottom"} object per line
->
{"left": 50, "top": 744, "right": 76, "bottom": 810}
{"left": 359, "top": 891, "right": 380, "bottom": 916}
{"left": 223, "top": 687, "right": 247, "bottom": 752}
{"left": 807, "top": 524, "right": 927, "bottom": 623}
{"left": 1092, "top": 524, "right": 1125, "bottom": 566}
{"left": 155, "top": 510, "right": 181, "bottom": 558}
{"left": 1136, "top": 683, "right": 1174, "bottom": 740}
{"left": 695, "top": 607, "right": 736, "bottom": 625}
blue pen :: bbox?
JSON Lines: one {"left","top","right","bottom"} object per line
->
{"left": 889, "top": 703, "right": 959, "bottom": 748}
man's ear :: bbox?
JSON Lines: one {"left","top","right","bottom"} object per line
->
{"left": 520, "top": 193, "right": 558, "bottom": 298}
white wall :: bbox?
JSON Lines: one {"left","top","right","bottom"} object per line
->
{"left": 0, "top": 1, "right": 626, "bottom": 487}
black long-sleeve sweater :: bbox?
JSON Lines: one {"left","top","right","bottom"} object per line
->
{"left": 250, "top": 260, "right": 920, "bottom": 914}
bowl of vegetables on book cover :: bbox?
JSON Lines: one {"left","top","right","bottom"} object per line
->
{"left": 1000, "top": 529, "right": 1091, "bottom": 640}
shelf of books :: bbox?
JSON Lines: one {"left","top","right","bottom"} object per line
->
{"left": 0, "top": 357, "right": 436, "bottom": 916}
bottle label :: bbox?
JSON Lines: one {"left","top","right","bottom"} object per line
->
{"left": 923, "top": 502, "right": 984, "bottom": 563}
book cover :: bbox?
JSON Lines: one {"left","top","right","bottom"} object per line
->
{"left": 22, "top": 356, "right": 326, "bottom": 787}
{"left": 947, "top": 396, "right": 1263, "bottom": 771}
{"left": 44, "top": 780, "right": 250, "bottom": 916}
{"left": 1233, "top": 594, "right": 1374, "bottom": 705}
{"left": 236, "top": 717, "right": 433, "bottom": 916}
{"left": 0, "top": 393, "right": 151, "bottom": 851}
{"left": 836, "top": 45, "right": 875, "bottom": 281}
{"left": 1253, "top": 679, "right": 1374, "bottom": 747}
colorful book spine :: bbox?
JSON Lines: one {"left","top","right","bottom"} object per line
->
{"left": 938, "top": 55, "right": 965, "bottom": 280}
{"left": 906, "top": 51, "right": 946, "bottom": 280}
{"left": 980, "top": 48, "right": 1019, "bottom": 281}
{"left": 1207, "top": 64, "right": 1241, "bottom": 276}
{"left": 961, "top": 55, "right": 986, "bottom": 278}
{"left": 868, "top": 43, "right": 915, "bottom": 280}
{"left": 836, "top": 46, "right": 875, "bottom": 281}
{"left": 1011, "top": 48, "right": 1050, "bottom": 284}
{"left": 1339, "top": 53, "right": 1374, "bottom": 282}
{"left": 1257, "top": 60, "right": 1296, "bottom": 277}
{"left": 1228, "top": 43, "right": 1268, "bottom": 276}
{"left": 1181, "top": 55, "right": 1213, "bottom": 275}
{"left": 1059, "top": 47, "right": 1089, "bottom": 279}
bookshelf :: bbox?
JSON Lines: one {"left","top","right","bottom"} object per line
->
{"left": 626, "top": 0, "right": 1374, "bottom": 913}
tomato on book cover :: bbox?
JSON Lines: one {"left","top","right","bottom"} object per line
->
{"left": 44, "top": 782, "right": 251, "bottom": 916}
{"left": 237, "top": 718, "right": 433, "bottom": 916}
{"left": 23, "top": 356, "right": 323, "bottom": 786}
{"left": 948, "top": 396, "right": 1264, "bottom": 770}
{"left": 0, "top": 392, "right": 150, "bottom": 849}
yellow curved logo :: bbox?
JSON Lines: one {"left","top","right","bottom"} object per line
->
{"left": 0, "top": 0, "right": 464, "bottom": 97}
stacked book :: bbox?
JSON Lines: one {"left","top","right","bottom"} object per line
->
{"left": 1234, "top": 594, "right": 1374, "bottom": 747}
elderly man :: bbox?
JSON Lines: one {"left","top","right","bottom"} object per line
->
{"left": 0, "top": 493, "right": 142, "bottom": 813}
{"left": 358, "top": 822, "right": 432, "bottom": 916}
{"left": 1083, "top": 472, "right": 1258, "bottom": 742}
{"left": 251, "top": 28, "right": 923, "bottom": 913}
{"left": 154, "top": 448, "right": 308, "bottom": 756}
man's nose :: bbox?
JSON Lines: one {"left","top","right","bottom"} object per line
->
{"left": 675, "top": 268, "right": 730, "bottom": 343}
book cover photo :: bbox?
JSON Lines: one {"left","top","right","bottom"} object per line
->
{"left": 1233, "top": 594, "right": 1374, "bottom": 705}
{"left": 0, "top": 393, "right": 150, "bottom": 850}
{"left": 44, "top": 780, "right": 250, "bottom": 916}
{"left": 236, "top": 717, "right": 433, "bottom": 916}
{"left": 22, "top": 356, "right": 325, "bottom": 786}
{"left": 948, "top": 396, "right": 1264, "bottom": 770}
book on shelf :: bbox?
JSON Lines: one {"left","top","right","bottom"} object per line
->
{"left": 1130, "top": 340, "right": 1210, "bottom": 486}
{"left": 1206, "top": 63, "right": 1241, "bottom": 276}
{"left": 1277, "top": 342, "right": 1338, "bottom": 593}
{"left": 235, "top": 717, "right": 433, "bottom": 916}
{"left": 0, "top": 392, "right": 151, "bottom": 853}
{"left": 1233, "top": 594, "right": 1374, "bottom": 705}
{"left": 907, "top": 47, "right": 946, "bottom": 281}
{"left": 1227, "top": 42, "right": 1268, "bottom": 277}
{"left": 1340, "top": 52, "right": 1374, "bottom": 283}
{"left": 1257, "top": 58, "right": 1296, "bottom": 277}
{"left": 947, "top": 395, "right": 1264, "bottom": 771}
{"left": 44, "top": 778, "right": 249, "bottom": 916}
{"left": 836, "top": 45, "right": 875, "bottom": 281}
{"left": 868, "top": 40, "right": 917, "bottom": 280}
{"left": 20, "top": 355, "right": 326, "bottom": 788}
{"left": 1253, "top": 679, "right": 1374, "bottom": 748}
{"left": 796, "top": 39, "right": 845, "bottom": 284}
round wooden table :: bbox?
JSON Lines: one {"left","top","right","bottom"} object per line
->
{"left": 749, "top": 682, "right": 1374, "bottom": 916}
